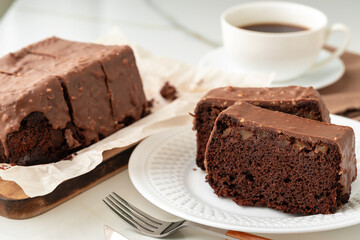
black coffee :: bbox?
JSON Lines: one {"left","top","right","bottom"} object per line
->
{"left": 240, "top": 23, "right": 308, "bottom": 33}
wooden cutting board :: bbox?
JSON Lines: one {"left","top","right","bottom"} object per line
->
{"left": 0, "top": 146, "right": 135, "bottom": 219}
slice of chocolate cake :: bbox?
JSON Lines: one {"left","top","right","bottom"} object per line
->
{"left": 0, "top": 37, "right": 148, "bottom": 165}
{"left": 205, "top": 102, "right": 356, "bottom": 215}
{"left": 193, "top": 86, "right": 330, "bottom": 170}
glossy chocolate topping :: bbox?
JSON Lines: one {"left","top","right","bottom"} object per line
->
{"left": 0, "top": 37, "right": 147, "bottom": 155}
{"left": 26, "top": 37, "right": 147, "bottom": 135}
{"left": 99, "top": 46, "right": 146, "bottom": 124}
{"left": 200, "top": 86, "right": 330, "bottom": 122}
{"left": 223, "top": 102, "right": 357, "bottom": 193}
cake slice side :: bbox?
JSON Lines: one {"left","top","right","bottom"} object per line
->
{"left": 0, "top": 70, "right": 76, "bottom": 165}
{"left": 204, "top": 102, "right": 356, "bottom": 215}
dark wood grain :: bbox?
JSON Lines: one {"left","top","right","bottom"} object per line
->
{"left": 0, "top": 146, "right": 134, "bottom": 219}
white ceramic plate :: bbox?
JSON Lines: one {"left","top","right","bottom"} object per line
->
{"left": 129, "top": 115, "right": 360, "bottom": 234}
{"left": 198, "top": 47, "right": 345, "bottom": 90}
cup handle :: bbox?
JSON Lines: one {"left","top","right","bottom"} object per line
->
{"left": 312, "top": 23, "right": 351, "bottom": 69}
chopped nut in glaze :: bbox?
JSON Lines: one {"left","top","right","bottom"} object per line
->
{"left": 222, "top": 128, "right": 232, "bottom": 137}
{"left": 308, "top": 151, "right": 315, "bottom": 157}
{"left": 2, "top": 114, "right": 9, "bottom": 122}
{"left": 294, "top": 140, "right": 306, "bottom": 152}
{"left": 315, "top": 145, "right": 328, "bottom": 154}
{"left": 305, "top": 110, "right": 316, "bottom": 120}
{"left": 278, "top": 139, "right": 290, "bottom": 147}
{"left": 239, "top": 129, "right": 253, "bottom": 139}
{"left": 258, "top": 131, "right": 268, "bottom": 138}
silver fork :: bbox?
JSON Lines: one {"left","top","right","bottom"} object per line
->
{"left": 103, "top": 192, "right": 271, "bottom": 240}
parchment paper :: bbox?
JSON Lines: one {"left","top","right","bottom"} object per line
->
{"left": 0, "top": 29, "right": 272, "bottom": 197}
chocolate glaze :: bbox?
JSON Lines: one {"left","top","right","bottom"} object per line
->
{"left": 56, "top": 60, "right": 114, "bottom": 144}
{"left": 199, "top": 86, "right": 330, "bottom": 122}
{"left": 0, "top": 37, "right": 148, "bottom": 161}
{"left": 26, "top": 37, "right": 147, "bottom": 136}
{"left": 210, "top": 102, "right": 357, "bottom": 194}
{"left": 98, "top": 46, "right": 146, "bottom": 124}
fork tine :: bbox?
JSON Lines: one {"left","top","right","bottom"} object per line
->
{"left": 103, "top": 197, "right": 154, "bottom": 233}
{"left": 111, "top": 192, "right": 163, "bottom": 226}
{"left": 107, "top": 194, "right": 159, "bottom": 229}
{"left": 103, "top": 198, "right": 140, "bottom": 230}
{"left": 104, "top": 193, "right": 187, "bottom": 237}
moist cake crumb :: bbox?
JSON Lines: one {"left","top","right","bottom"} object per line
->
{"left": 160, "top": 82, "right": 177, "bottom": 101}
{"left": 204, "top": 102, "right": 356, "bottom": 215}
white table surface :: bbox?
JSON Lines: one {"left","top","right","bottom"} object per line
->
{"left": 1, "top": 0, "right": 360, "bottom": 239}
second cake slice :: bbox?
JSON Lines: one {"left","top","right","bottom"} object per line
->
{"left": 193, "top": 86, "right": 330, "bottom": 170}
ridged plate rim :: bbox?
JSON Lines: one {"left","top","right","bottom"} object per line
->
{"left": 129, "top": 114, "right": 360, "bottom": 233}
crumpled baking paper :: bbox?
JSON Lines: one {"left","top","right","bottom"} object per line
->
{"left": 0, "top": 29, "right": 272, "bottom": 197}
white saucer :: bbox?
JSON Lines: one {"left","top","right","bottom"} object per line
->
{"left": 129, "top": 115, "right": 360, "bottom": 234}
{"left": 198, "top": 47, "right": 345, "bottom": 89}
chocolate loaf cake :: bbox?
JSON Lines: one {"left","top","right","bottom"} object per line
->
{"left": 0, "top": 37, "right": 148, "bottom": 165}
{"left": 193, "top": 86, "right": 330, "bottom": 170}
{"left": 205, "top": 102, "right": 357, "bottom": 215}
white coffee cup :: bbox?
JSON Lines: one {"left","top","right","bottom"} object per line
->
{"left": 221, "top": 1, "right": 350, "bottom": 82}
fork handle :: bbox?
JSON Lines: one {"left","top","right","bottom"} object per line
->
{"left": 226, "top": 230, "right": 271, "bottom": 240}
{"left": 185, "top": 221, "right": 271, "bottom": 240}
